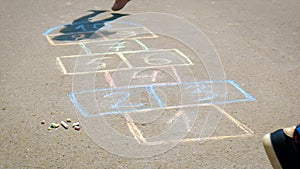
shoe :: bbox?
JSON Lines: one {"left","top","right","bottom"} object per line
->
{"left": 111, "top": 0, "right": 131, "bottom": 11}
{"left": 262, "top": 125, "right": 300, "bottom": 169}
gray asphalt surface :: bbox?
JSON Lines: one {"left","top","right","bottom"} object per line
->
{"left": 1, "top": 0, "right": 300, "bottom": 168}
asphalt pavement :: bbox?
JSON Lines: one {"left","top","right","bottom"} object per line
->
{"left": 1, "top": 0, "right": 300, "bottom": 168}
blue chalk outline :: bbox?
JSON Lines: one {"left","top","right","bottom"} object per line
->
{"left": 146, "top": 86, "right": 165, "bottom": 107}
{"left": 69, "top": 80, "right": 256, "bottom": 117}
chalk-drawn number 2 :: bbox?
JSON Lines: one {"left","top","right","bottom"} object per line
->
{"left": 104, "top": 92, "right": 145, "bottom": 110}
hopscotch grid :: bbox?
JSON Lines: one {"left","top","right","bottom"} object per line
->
{"left": 45, "top": 21, "right": 256, "bottom": 146}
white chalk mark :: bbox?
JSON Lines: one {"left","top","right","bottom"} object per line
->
{"left": 123, "top": 113, "right": 147, "bottom": 144}
{"left": 79, "top": 43, "right": 92, "bottom": 55}
{"left": 144, "top": 133, "right": 253, "bottom": 146}
{"left": 111, "top": 41, "right": 126, "bottom": 52}
{"left": 117, "top": 53, "right": 133, "bottom": 68}
{"left": 151, "top": 70, "right": 159, "bottom": 82}
{"left": 96, "top": 63, "right": 106, "bottom": 70}
{"left": 212, "top": 105, "right": 254, "bottom": 135}
{"left": 56, "top": 57, "right": 67, "bottom": 74}
{"left": 135, "top": 39, "right": 149, "bottom": 51}
{"left": 173, "top": 48, "right": 194, "bottom": 65}
{"left": 167, "top": 110, "right": 191, "bottom": 132}
{"left": 167, "top": 110, "right": 184, "bottom": 125}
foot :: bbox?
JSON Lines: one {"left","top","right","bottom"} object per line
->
{"left": 111, "top": 0, "right": 130, "bottom": 11}
{"left": 262, "top": 125, "right": 300, "bottom": 169}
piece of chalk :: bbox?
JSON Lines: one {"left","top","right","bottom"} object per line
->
{"left": 61, "top": 121, "right": 68, "bottom": 129}
{"left": 66, "top": 118, "right": 72, "bottom": 123}
{"left": 72, "top": 122, "right": 80, "bottom": 127}
{"left": 74, "top": 126, "right": 80, "bottom": 131}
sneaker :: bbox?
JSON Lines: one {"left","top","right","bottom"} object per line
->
{"left": 262, "top": 124, "right": 300, "bottom": 169}
{"left": 111, "top": 0, "right": 131, "bottom": 11}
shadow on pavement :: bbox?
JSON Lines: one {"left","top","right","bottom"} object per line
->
{"left": 51, "top": 10, "right": 129, "bottom": 41}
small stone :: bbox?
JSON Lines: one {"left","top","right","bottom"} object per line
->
{"left": 47, "top": 127, "right": 52, "bottom": 130}
{"left": 50, "top": 123, "right": 59, "bottom": 128}
{"left": 66, "top": 118, "right": 72, "bottom": 123}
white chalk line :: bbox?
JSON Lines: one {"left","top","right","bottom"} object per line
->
{"left": 143, "top": 133, "right": 253, "bottom": 146}
{"left": 56, "top": 57, "right": 67, "bottom": 74}
{"left": 124, "top": 113, "right": 147, "bottom": 144}
{"left": 117, "top": 53, "right": 133, "bottom": 68}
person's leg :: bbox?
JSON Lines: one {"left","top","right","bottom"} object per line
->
{"left": 262, "top": 125, "right": 300, "bottom": 169}
{"left": 111, "top": 0, "right": 131, "bottom": 11}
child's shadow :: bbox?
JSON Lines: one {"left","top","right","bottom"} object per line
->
{"left": 52, "top": 10, "right": 129, "bottom": 41}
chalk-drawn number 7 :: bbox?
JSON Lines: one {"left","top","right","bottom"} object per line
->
{"left": 104, "top": 92, "right": 145, "bottom": 109}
